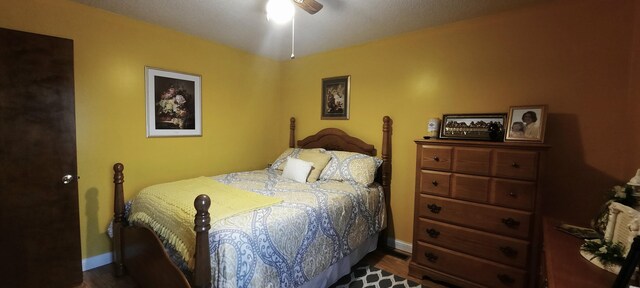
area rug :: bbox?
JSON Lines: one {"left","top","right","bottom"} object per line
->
{"left": 329, "top": 264, "right": 422, "bottom": 288}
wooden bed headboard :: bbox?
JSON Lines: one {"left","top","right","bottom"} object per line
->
{"left": 287, "top": 116, "right": 392, "bottom": 201}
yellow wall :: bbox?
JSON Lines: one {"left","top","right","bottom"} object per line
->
{"left": 2, "top": 0, "right": 639, "bottom": 260}
{"left": 0, "top": 0, "right": 282, "bottom": 258}
{"left": 279, "top": 0, "right": 639, "bottom": 243}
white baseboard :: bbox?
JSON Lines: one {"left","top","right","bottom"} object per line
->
{"left": 82, "top": 252, "right": 113, "bottom": 271}
{"left": 386, "top": 237, "right": 413, "bottom": 253}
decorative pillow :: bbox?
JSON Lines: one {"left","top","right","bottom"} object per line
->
{"left": 271, "top": 148, "right": 325, "bottom": 171}
{"left": 281, "top": 157, "right": 313, "bottom": 183}
{"left": 297, "top": 150, "right": 332, "bottom": 182}
{"left": 319, "top": 151, "right": 384, "bottom": 186}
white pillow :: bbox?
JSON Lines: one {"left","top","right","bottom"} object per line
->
{"left": 282, "top": 157, "right": 313, "bottom": 183}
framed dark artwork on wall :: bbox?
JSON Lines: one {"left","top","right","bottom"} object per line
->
{"left": 146, "top": 67, "right": 202, "bottom": 137}
{"left": 439, "top": 113, "right": 507, "bottom": 141}
{"left": 321, "top": 75, "right": 350, "bottom": 120}
{"left": 505, "top": 105, "right": 547, "bottom": 143}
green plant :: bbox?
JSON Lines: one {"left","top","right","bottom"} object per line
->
{"left": 580, "top": 238, "right": 626, "bottom": 267}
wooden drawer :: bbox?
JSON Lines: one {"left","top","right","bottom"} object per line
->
{"left": 409, "top": 262, "right": 485, "bottom": 288}
{"left": 453, "top": 147, "right": 492, "bottom": 175}
{"left": 416, "top": 218, "right": 530, "bottom": 268}
{"left": 492, "top": 149, "right": 539, "bottom": 180}
{"left": 420, "top": 145, "right": 453, "bottom": 171}
{"left": 419, "top": 170, "right": 451, "bottom": 196}
{"left": 451, "top": 173, "right": 490, "bottom": 203}
{"left": 414, "top": 242, "right": 528, "bottom": 288}
{"left": 418, "top": 195, "right": 532, "bottom": 239}
{"left": 490, "top": 178, "right": 536, "bottom": 211}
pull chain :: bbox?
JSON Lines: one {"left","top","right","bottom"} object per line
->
{"left": 291, "top": 15, "right": 295, "bottom": 59}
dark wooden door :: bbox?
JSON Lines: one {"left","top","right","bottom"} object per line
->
{"left": 0, "top": 28, "right": 82, "bottom": 287}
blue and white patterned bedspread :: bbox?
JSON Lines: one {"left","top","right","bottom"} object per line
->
{"left": 130, "top": 169, "right": 386, "bottom": 288}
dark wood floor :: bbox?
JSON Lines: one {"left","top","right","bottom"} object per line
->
{"left": 77, "top": 248, "right": 448, "bottom": 288}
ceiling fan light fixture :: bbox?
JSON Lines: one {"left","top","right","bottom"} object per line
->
{"left": 266, "top": 0, "right": 295, "bottom": 24}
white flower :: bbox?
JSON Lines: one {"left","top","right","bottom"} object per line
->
{"left": 172, "top": 117, "right": 184, "bottom": 128}
{"left": 614, "top": 185, "right": 627, "bottom": 198}
{"left": 158, "top": 99, "right": 174, "bottom": 113}
{"left": 175, "top": 95, "right": 186, "bottom": 105}
{"left": 598, "top": 246, "right": 608, "bottom": 254}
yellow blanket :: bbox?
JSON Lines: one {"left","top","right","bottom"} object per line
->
{"left": 128, "top": 176, "right": 282, "bottom": 269}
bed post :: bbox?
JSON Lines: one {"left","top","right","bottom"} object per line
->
{"left": 113, "top": 163, "right": 125, "bottom": 276}
{"left": 381, "top": 116, "right": 392, "bottom": 199}
{"left": 289, "top": 117, "right": 296, "bottom": 148}
{"left": 193, "top": 194, "right": 212, "bottom": 288}
{"left": 380, "top": 116, "right": 392, "bottom": 248}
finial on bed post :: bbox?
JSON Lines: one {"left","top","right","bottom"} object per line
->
{"left": 289, "top": 117, "right": 296, "bottom": 148}
{"left": 193, "top": 194, "right": 212, "bottom": 288}
{"left": 113, "top": 163, "right": 125, "bottom": 277}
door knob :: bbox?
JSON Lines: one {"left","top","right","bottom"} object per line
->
{"left": 62, "top": 174, "right": 75, "bottom": 184}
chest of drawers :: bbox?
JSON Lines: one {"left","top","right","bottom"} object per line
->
{"left": 409, "top": 139, "right": 548, "bottom": 288}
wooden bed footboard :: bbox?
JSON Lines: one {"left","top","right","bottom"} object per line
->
{"left": 112, "top": 116, "right": 392, "bottom": 288}
{"left": 113, "top": 164, "right": 212, "bottom": 288}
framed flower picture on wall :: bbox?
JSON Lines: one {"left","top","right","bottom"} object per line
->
{"left": 145, "top": 67, "right": 202, "bottom": 137}
{"left": 321, "top": 75, "right": 350, "bottom": 120}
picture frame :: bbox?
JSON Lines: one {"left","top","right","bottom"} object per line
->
{"left": 505, "top": 105, "right": 547, "bottom": 143}
{"left": 580, "top": 202, "right": 640, "bottom": 274}
{"left": 439, "top": 113, "right": 507, "bottom": 141}
{"left": 321, "top": 75, "right": 350, "bottom": 120}
{"left": 146, "top": 67, "right": 202, "bottom": 137}
{"left": 604, "top": 202, "right": 640, "bottom": 252}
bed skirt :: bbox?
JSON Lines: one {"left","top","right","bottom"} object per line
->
{"left": 300, "top": 232, "right": 380, "bottom": 288}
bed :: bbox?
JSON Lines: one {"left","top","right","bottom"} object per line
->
{"left": 112, "top": 116, "right": 392, "bottom": 288}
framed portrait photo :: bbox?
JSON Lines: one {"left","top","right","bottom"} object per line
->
{"left": 505, "top": 105, "right": 547, "bottom": 143}
{"left": 145, "top": 67, "right": 202, "bottom": 137}
{"left": 321, "top": 75, "right": 350, "bottom": 120}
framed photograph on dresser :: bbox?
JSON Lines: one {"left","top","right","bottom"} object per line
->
{"left": 505, "top": 105, "right": 547, "bottom": 143}
{"left": 439, "top": 113, "right": 506, "bottom": 141}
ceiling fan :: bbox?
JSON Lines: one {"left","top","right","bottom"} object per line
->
{"left": 266, "top": 0, "right": 323, "bottom": 23}
{"left": 292, "top": 0, "right": 323, "bottom": 14}
{"left": 266, "top": 0, "right": 323, "bottom": 59}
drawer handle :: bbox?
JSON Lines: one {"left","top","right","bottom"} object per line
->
{"left": 511, "top": 162, "right": 520, "bottom": 168}
{"left": 431, "top": 180, "right": 439, "bottom": 187}
{"left": 502, "top": 217, "right": 520, "bottom": 228}
{"left": 424, "top": 252, "right": 439, "bottom": 263}
{"left": 497, "top": 274, "right": 515, "bottom": 284}
{"left": 433, "top": 156, "right": 440, "bottom": 162}
{"left": 427, "top": 204, "right": 442, "bottom": 214}
{"left": 499, "top": 246, "right": 518, "bottom": 258}
{"left": 426, "top": 228, "right": 440, "bottom": 238}
{"left": 508, "top": 191, "right": 517, "bottom": 197}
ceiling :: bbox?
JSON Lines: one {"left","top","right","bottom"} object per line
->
{"left": 70, "top": 0, "right": 547, "bottom": 61}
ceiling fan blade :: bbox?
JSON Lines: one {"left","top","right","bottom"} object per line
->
{"left": 293, "top": 0, "right": 323, "bottom": 14}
